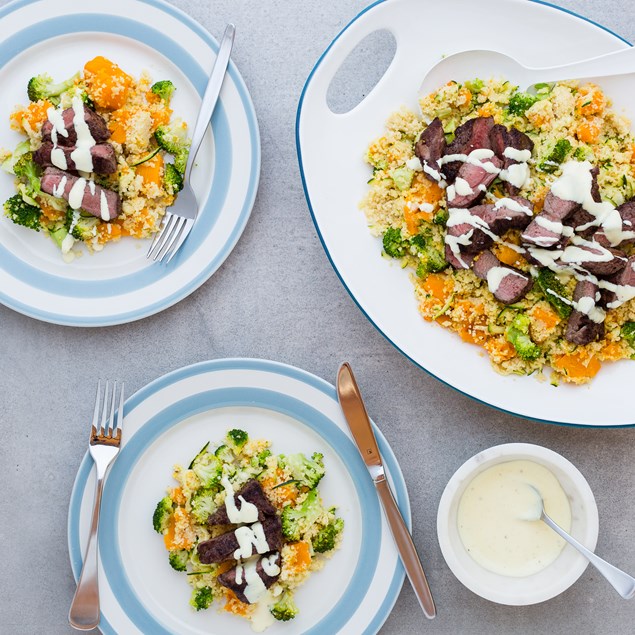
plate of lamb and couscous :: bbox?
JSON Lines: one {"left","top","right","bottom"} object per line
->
{"left": 0, "top": 0, "right": 260, "bottom": 326}
{"left": 297, "top": 0, "right": 635, "bottom": 427}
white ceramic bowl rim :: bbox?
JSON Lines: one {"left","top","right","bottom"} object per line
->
{"left": 437, "top": 443, "right": 599, "bottom": 605}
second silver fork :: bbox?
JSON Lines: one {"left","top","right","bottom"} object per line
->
{"left": 69, "top": 380, "right": 125, "bottom": 631}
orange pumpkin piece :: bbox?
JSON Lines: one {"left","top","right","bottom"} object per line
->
{"left": 576, "top": 119, "right": 602, "bottom": 144}
{"left": 224, "top": 590, "right": 250, "bottom": 616}
{"left": 108, "top": 109, "right": 130, "bottom": 144}
{"left": 136, "top": 154, "right": 164, "bottom": 186}
{"left": 11, "top": 99, "right": 53, "bottom": 131}
{"left": 483, "top": 337, "right": 517, "bottom": 362}
{"left": 163, "top": 507, "right": 194, "bottom": 550}
{"left": 529, "top": 305, "right": 560, "bottom": 331}
{"left": 286, "top": 541, "right": 311, "bottom": 572}
{"left": 552, "top": 352, "right": 601, "bottom": 380}
{"left": 422, "top": 273, "right": 452, "bottom": 303}
{"left": 599, "top": 341, "right": 625, "bottom": 361}
{"left": 493, "top": 243, "right": 526, "bottom": 268}
{"left": 84, "top": 56, "right": 132, "bottom": 110}
{"left": 576, "top": 85, "right": 606, "bottom": 117}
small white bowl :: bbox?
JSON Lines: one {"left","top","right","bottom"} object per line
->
{"left": 437, "top": 443, "right": 599, "bottom": 605}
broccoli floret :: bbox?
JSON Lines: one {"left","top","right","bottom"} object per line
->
{"left": 190, "top": 586, "right": 213, "bottom": 611}
{"left": 465, "top": 78, "right": 484, "bottom": 93}
{"left": 282, "top": 452, "right": 325, "bottom": 489}
{"left": 1, "top": 140, "right": 31, "bottom": 175}
{"left": 573, "top": 146, "right": 588, "bottom": 161}
{"left": 535, "top": 268, "right": 573, "bottom": 319}
{"left": 48, "top": 222, "right": 68, "bottom": 248}
{"left": 190, "top": 444, "right": 223, "bottom": 488}
{"left": 433, "top": 208, "right": 449, "bottom": 226}
{"left": 168, "top": 549, "right": 190, "bottom": 572}
{"left": 251, "top": 448, "right": 272, "bottom": 469}
{"left": 214, "top": 444, "right": 234, "bottom": 464}
{"left": 13, "top": 153, "right": 41, "bottom": 195}
{"left": 4, "top": 194, "right": 42, "bottom": 231}
{"left": 151, "top": 80, "right": 176, "bottom": 103}
{"left": 390, "top": 166, "right": 414, "bottom": 191}
{"left": 164, "top": 162, "right": 184, "bottom": 195}
{"left": 226, "top": 429, "right": 248, "bottom": 453}
{"left": 190, "top": 487, "right": 218, "bottom": 524}
{"left": 621, "top": 322, "right": 635, "bottom": 349}
{"left": 382, "top": 227, "right": 408, "bottom": 258}
{"left": 410, "top": 233, "right": 448, "bottom": 275}
{"left": 155, "top": 120, "right": 190, "bottom": 173}
{"left": 538, "top": 139, "right": 572, "bottom": 173}
{"left": 312, "top": 517, "right": 344, "bottom": 553}
{"left": 27, "top": 72, "right": 80, "bottom": 104}
{"left": 507, "top": 91, "right": 539, "bottom": 116}
{"left": 70, "top": 214, "right": 99, "bottom": 241}
{"left": 506, "top": 313, "right": 541, "bottom": 360}
{"left": 270, "top": 590, "right": 299, "bottom": 622}
{"left": 153, "top": 496, "right": 173, "bottom": 533}
{"left": 281, "top": 489, "right": 324, "bottom": 541}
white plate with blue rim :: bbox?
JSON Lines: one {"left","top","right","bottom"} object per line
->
{"left": 296, "top": 0, "right": 635, "bottom": 427}
{"left": 0, "top": 0, "right": 260, "bottom": 327}
{"left": 67, "top": 359, "right": 410, "bottom": 634}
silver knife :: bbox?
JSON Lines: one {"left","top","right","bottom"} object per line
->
{"left": 337, "top": 362, "right": 436, "bottom": 619}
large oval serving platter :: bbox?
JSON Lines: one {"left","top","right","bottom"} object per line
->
{"left": 68, "top": 359, "right": 409, "bottom": 634}
{"left": 297, "top": 0, "right": 635, "bottom": 427}
{"left": 0, "top": 0, "right": 260, "bottom": 326}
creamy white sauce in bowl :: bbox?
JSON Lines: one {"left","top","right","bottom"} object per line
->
{"left": 437, "top": 443, "right": 599, "bottom": 605}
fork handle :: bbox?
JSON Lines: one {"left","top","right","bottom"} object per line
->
{"left": 186, "top": 24, "right": 236, "bottom": 178}
{"left": 69, "top": 473, "right": 105, "bottom": 630}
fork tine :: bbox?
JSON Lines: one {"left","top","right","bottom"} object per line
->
{"left": 150, "top": 214, "right": 178, "bottom": 261}
{"left": 160, "top": 216, "right": 187, "bottom": 263}
{"left": 164, "top": 218, "right": 195, "bottom": 264}
{"left": 107, "top": 380, "right": 117, "bottom": 436}
{"left": 147, "top": 214, "right": 171, "bottom": 259}
{"left": 155, "top": 215, "right": 186, "bottom": 262}
{"left": 99, "top": 380, "right": 110, "bottom": 435}
{"left": 114, "top": 382, "right": 125, "bottom": 440}
{"left": 91, "top": 380, "right": 102, "bottom": 436}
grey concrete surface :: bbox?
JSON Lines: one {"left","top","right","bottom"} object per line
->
{"left": 1, "top": 0, "right": 634, "bottom": 633}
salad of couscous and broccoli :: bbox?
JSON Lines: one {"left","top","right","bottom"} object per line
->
{"left": 362, "top": 78, "right": 635, "bottom": 384}
{"left": 152, "top": 428, "right": 344, "bottom": 632}
{"left": 1, "top": 57, "right": 190, "bottom": 261}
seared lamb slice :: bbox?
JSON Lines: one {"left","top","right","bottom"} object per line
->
{"left": 559, "top": 239, "right": 628, "bottom": 276}
{"left": 521, "top": 191, "right": 580, "bottom": 248}
{"left": 207, "top": 480, "right": 277, "bottom": 526}
{"left": 483, "top": 196, "right": 534, "bottom": 233}
{"left": 41, "top": 105, "right": 110, "bottom": 146}
{"left": 594, "top": 199, "right": 635, "bottom": 247}
{"left": 40, "top": 167, "right": 121, "bottom": 220}
{"left": 446, "top": 155, "right": 502, "bottom": 208}
{"left": 472, "top": 250, "right": 533, "bottom": 304}
{"left": 565, "top": 280, "right": 605, "bottom": 345}
{"left": 501, "top": 128, "right": 534, "bottom": 195}
{"left": 443, "top": 116, "right": 495, "bottom": 182}
{"left": 414, "top": 117, "right": 446, "bottom": 183}
{"left": 444, "top": 234, "right": 476, "bottom": 269}
{"left": 601, "top": 255, "right": 635, "bottom": 308}
{"left": 444, "top": 206, "right": 494, "bottom": 266}
{"left": 217, "top": 553, "right": 281, "bottom": 604}
{"left": 563, "top": 167, "right": 601, "bottom": 238}
{"left": 197, "top": 515, "right": 283, "bottom": 564}
{"left": 34, "top": 142, "right": 117, "bottom": 175}
{"left": 489, "top": 124, "right": 508, "bottom": 158}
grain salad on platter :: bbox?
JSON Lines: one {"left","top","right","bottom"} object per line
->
{"left": 152, "top": 428, "right": 344, "bottom": 632}
{"left": 361, "top": 78, "right": 635, "bottom": 384}
{"left": 1, "top": 57, "right": 190, "bottom": 261}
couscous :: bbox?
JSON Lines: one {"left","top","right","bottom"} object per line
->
{"left": 1, "top": 57, "right": 189, "bottom": 261}
{"left": 152, "top": 428, "right": 343, "bottom": 632}
{"left": 361, "top": 78, "right": 635, "bottom": 384}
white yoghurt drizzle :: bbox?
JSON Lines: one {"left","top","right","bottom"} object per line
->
{"left": 486, "top": 266, "right": 527, "bottom": 295}
{"left": 69, "top": 95, "right": 96, "bottom": 172}
{"left": 47, "top": 106, "right": 69, "bottom": 170}
{"left": 233, "top": 523, "right": 270, "bottom": 560}
{"left": 234, "top": 553, "right": 280, "bottom": 608}
{"left": 261, "top": 553, "right": 281, "bottom": 577}
{"left": 221, "top": 475, "right": 259, "bottom": 524}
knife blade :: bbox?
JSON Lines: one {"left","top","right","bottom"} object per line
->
{"left": 337, "top": 362, "right": 436, "bottom": 619}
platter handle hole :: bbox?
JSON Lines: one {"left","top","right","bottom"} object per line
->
{"left": 326, "top": 29, "right": 396, "bottom": 115}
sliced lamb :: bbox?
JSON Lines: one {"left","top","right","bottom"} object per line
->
{"left": 521, "top": 191, "right": 580, "bottom": 248}
{"left": 414, "top": 117, "right": 446, "bottom": 183}
{"left": 472, "top": 250, "right": 533, "bottom": 304}
{"left": 207, "top": 480, "right": 277, "bottom": 526}
{"left": 500, "top": 128, "right": 534, "bottom": 195}
{"left": 446, "top": 155, "right": 503, "bottom": 208}
{"left": 40, "top": 166, "right": 121, "bottom": 220}
{"left": 444, "top": 234, "right": 476, "bottom": 270}
{"left": 483, "top": 197, "right": 534, "bottom": 233}
{"left": 217, "top": 553, "right": 281, "bottom": 604}
{"left": 488, "top": 124, "right": 508, "bottom": 158}
{"left": 601, "top": 255, "right": 635, "bottom": 308}
{"left": 34, "top": 142, "right": 117, "bottom": 175}
{"left": 559, "top": 239, "right": 628, "bottom": 276}
{"left": 594, "top": 199, "right": 635, "bottom": 248}
{"left": 41, "top": 105, "right": 110, "bottom": 146}
{"left": 563, "top": 167, "right": 601, "bottom": 238}
{"left": 564, "top": 280, "right": 605, "bottom": 345}
{"left": 442, "top": 116, "right": 495, "bottom": 182}
{"left": 197, "top": 515, "right": 283, "bottom": 564}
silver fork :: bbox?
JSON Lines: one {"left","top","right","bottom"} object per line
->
{"left": 69, "top": 380, "right": 125, "bottom": 631}
{"left": 147, "top": 23, "right": 236, "bottom": 264}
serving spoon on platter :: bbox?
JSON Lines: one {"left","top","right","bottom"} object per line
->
{"left": 525, "top": 487, "right": 635, "bottom": 600}
{"left": 419, "top": 47, "right": 635, "bottom": 98}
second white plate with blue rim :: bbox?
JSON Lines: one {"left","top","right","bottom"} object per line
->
{"left": 67, "top": 358, "right": 410, "bottom": 634}
{"left": 0, "top": 0, "right": 260, "bottom": 326}
{"left": 296, "top": 0, "right": 635, "bottom": 427}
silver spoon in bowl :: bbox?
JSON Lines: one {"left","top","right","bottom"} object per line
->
{"left": 419, "top": 47, "right": 635, "bottom": 98}
{"left": 524, "top": 487, "right": 635, "bottom": 599}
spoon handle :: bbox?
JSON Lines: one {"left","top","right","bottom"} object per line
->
{"left": 532, "top": 47, "right": 635, "bottom": 84}
{"left": 541, "top": 512, "right": 635, "bottom": 600}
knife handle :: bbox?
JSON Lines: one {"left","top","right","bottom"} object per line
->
{"left": 375, "top": 477, "right": 436, "bottom": 619}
